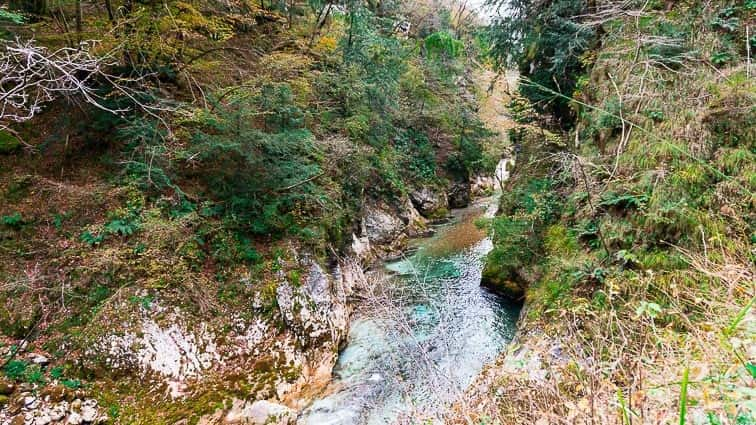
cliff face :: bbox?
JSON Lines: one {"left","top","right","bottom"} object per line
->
{"left": 0, "top": 177, "right": 440, "bottom": 423}
{"left": 457, "top": 1, "right": 754, "bottom": 424}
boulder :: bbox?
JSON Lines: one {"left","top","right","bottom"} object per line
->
{"left": 480, "top": 261, "right": 527, "bottom": 301}
{"left": 28, "top": 354, "right": 49, "bottom": 366}
{"left": 225, "top": 399, "right": 294, "bottom": 424}
{"left": 398, "top": 194, "right": 429, "bottom": 236}
{"left": 350, "top": 233, "right": 372, "bottom": 264}
{"left": 362, "top": 203, "right": 406, "bottom": 245}
{"left": 409, "top": 187, "right": 448, "bottom": 218}
{"left": 447, "top": 181, "right": 471, "bottom": 208}
{"left": 471, "top": 176, "right": 496, "bottom": 197}
{"left": 67, "top": 412, "right": 83, "bottom": 425}
{"left": 80, "top": 399, "right": 98, "bottom": 422}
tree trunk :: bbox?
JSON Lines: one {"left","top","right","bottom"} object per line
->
{"left": 308, "top": 3, "right": 332, "bottom": 48}
{"left": 104, "top": 0, "right": 115, "bottom": 24}
{"left": 122, "top": 0, "right": 135, "bottom": 68}
{"left": 75, "top": 0, "right": 83, "bottom": 42}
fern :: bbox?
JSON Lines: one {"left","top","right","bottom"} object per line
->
{"left": 104, "top": 218, "right": 139, "bottom": 236}
{"left": 0, "top": 9, "right": 25, "bottom": 24}
{"left": 80, "top": 231, "right": 106, "bottom": 246}
{"left": 599, "top": 192, "right": 648, "bottom": 209}
{"left": 1, "top": 212, "right": 24, "bottom": 228}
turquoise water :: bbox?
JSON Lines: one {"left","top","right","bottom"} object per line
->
{"left": 300, "top": 199, "right": 521, "bottom": 424}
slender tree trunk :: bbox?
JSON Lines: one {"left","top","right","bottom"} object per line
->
{"left": 122, "top": 0, "right": 135, "bottom": 68}
{"left": 104, "top": 0, "right": 115, "bottom": 24}
{"left": 347, "top": 9, "right": 355, "bottom": 51}
{"left": 35, "top": 0, "right": 47, "bottom": 15}
{"left": 54, "top": 4, "right": 74, "bottom": 47}
{"left": 308, "top": 3, "right": 332, "bottom": 48}
{"left": 75, "top": 0, "right": 83, "bottom": 43}
{"left": 287, "top": 0, "right": 293, "bottom": 28}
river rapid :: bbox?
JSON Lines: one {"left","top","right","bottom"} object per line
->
{"left": 300, "top": 195, "right": 520, "bottom": 424}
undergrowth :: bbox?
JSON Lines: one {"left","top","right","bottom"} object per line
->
{"left": 477, "top": 0, "right": 755, "bottom": 423}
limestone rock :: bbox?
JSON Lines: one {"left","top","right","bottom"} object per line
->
{"left": 32, "top": 411, "right": 52, "bottom": 425}
{"left": 224, "top": 399, "right": 294, "bottom": 425}
{"left": 448, "top": 181, "right": 471, "bottom": 208}
{"left": 398, "top": 194, "right": 429, "bottom": 236}
{"left": 350, "top": 233, "right": 373, "bottom": 263}
{"left": 28, "top": 354, "right": 49, "bottom": 366}
{"left": 471, "top": 176, "right": 496, "bottom": 197}
{"left": 245, "top": 400, "right": 294, "bottom": 425}
{"left": 362, "top": 203, "right": 406, "bottom": 245}
{"left": 276, "top": 259, "right": 356, "bottom": 347}
{"left": 80, "top": 399, "right": 98, "bottom": 422}
{"left": 409, "top": 187, "right": 448, "bottom": 217}
{"left": 49, "top": 402, "right": 67, "bottom": 421}
{"left": 480, "top": 261, "right": 527, "bottom": 301}
{"left": 66, "top": 412, "right": 83, "bottom": 424}
{"left": 23, "top": 396, "right": 38, "bottom": 410}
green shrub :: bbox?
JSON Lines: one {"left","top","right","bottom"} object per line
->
{"left": 711, "top": 51, "right": 734, "bottom": 66}
{"left": 0, "top": 131, "right": 21, "bottom": 153}
{"left": 394, "top": 129, "right": 437, "bottom": 182}
{"left": 104, "top": 217, "right": 140, "bottom": 237}
{"left": 1, "top": 212, "right": 24, "bottom": 228}
{"left": 23, "top": 364, "right": 44, "bottom": 385}
{"left": 3, "top": 359, "right": 27, "bottom": 380}
{"left": 80, "top": 231, "right": 106, "bottom": 247}
{"left": 62, "top": 379, "right": 81, "bottom": 389}
{"left": 711, "top": 6, "right": 740, "bottom": 32}
{"left": 599, "top": 192, "right": 648, "bottom": 210}
{"left": 424, "top": 31, "right": 464, "bottom": 59}
{"left": 645, "top": 109, "right": 665, "bottom": 122}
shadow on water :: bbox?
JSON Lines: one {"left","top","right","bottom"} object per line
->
{"left": 300, "top": 197, "right": 521, "bottom": 424}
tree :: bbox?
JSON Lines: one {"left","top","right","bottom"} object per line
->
{"left": 486, "top": 0, "right": 596, "bottom": 125}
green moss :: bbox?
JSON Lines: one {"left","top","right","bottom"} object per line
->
{"left": 0, "top": 131, "right": 20, "bottom": 154}
{"left": 427, "top": 207, "right": 450, "bottom": 220}
{"left": 481, "top": 259, "right": 526, "bottom": 300}
{"left": 544, "top": 225, "right": 580, "bottom": 257}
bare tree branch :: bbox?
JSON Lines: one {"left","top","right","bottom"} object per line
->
{"left": 0, "top": 38, "right": 171, "bottom": 140}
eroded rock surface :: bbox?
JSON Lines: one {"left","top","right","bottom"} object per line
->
{"left": 448, "top": 181, "right": 471, "bottom": 208}
{"left": 409, "top": 186, "right": 448, "bottom": 218}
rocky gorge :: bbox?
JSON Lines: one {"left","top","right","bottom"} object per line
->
{"left": 0, "top": 172, "right": 502, "bottom": 425}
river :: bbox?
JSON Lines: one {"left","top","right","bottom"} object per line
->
{"left": 300, "top": 194, "right": 520, "bottom": 424}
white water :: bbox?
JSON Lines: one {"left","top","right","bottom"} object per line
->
{"left": 300, "top": 196, "right": 520, "bottom": 424}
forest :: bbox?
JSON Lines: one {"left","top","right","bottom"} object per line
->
{"left": 0, "top": 0, "right": 753, "bottom": 424}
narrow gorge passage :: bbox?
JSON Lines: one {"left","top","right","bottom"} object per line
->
{"left": 301, "top": 195, "right": 521, "bottom": 424}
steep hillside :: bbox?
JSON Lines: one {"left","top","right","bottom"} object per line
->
{"left": 0, "top": 1, "right": 504, "bottom": 423}
{"left": 462, "top": 0, "right": 754, "bottom": 424}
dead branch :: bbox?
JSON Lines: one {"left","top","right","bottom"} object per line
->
{"left": 0, "top": 38, "right": 170, "bottom": 138}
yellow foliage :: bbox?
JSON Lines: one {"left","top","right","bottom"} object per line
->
{"left": 314, "top": 35, "right": 338, "bottom": 54}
